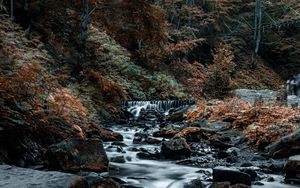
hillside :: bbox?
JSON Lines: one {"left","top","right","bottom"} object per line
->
{"left": 0, "top": 1, "right": 300, "bottom": 187}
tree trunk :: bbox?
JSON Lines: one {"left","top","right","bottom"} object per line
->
{"left": 73, "top": 0, "right": 89, "bottom": 79}
{"left": 251, "top": 0, "right": 262, "bottom": 69}
{"left": 79, "top": 0, "right": 89, "bottom": 66}
{"left": 10, "top": 0, "right": 13, "bottom": 20}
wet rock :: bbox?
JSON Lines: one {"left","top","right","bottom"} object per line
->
{"left": 0, "top": 165, "right": 89, "bottom": 188}
{"left": 136, "top": 151, "right": 160, "bottom": 160}
{"left": 153, "top": 129, "right": 179, "bottom": 138}
{"left": 266, "top": 129, "right": 300, "bottom": 158}
{"left": 190, "top": 118, "right": 208, "bottom": 128}
{"left": 174, "top": 127, "right": 215, "bottom": 142}
{"left": 207, "top": 121, "right": 231, "bottom": 130}
{"left": 106, "top": 146, "right": 123, "bottom": 153}
{"left": 253, "top": 181, "right": 264, "bottom": 185}
{"left": 166, "top": 106, "right": 190, "bottom": 122}
{"left": 210, "top": 140, "right": 234, "bottom": 150}
{"left": 133, "top": 136, "right": 143, "bottom": 144}
{"left": 111, "top": 142, "right": 127, "bottom": 147}
{"left": 184, "top": 178, "right": 204, "bottom": 188}
{"left": 240, "top": 162, "right": 253, "bottom": 167}
{"left": 209, "top": 181, "right": 230, "bottom": 188}
{"left": 146, "top": 137, "right": 161, "bottom": 144}
{"left": 87, "top": 127, "right": 123, "bottom": 142}
{"left": 232, "top": 184, "right": 250, "bottom": 188}
{"left": 266, "top": 177, "right": 275, "bottom": 182}
{"left": 161, "top": 137, "right": 191, "bottom": 159}
{"left": 215, "top": 151, "right": 229, "bottom": 159}
{"left": 268, "top": 162, "right": 285, "bottom": 173}
{"left": 241, "top": 169, "right": 257, "bottom": 181}
{"left": 213, "top": 166, "right": 251, "bottom": 186}
{"left": 46, "top": 138, "right": 108, "bottom": 172}
{"left": 284, "top": 155, "right": 300, "bottom": 184}
{"left": 110, "top": 156, "right": 126, "bottom": 163}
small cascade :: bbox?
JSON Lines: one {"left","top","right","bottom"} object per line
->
{"left": 121, "top": 100, "right": 196, "bottom": 118}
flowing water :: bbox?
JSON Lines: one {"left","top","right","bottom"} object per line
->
{"left": 104, "top": 100, "right": 299, "bottom": 188}
{"left": 122, "top": 100, "right": 195, "bottom": 118}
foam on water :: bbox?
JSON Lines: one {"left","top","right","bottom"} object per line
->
{"left": 122, "top": 100, "right": 195, "bottom": 118}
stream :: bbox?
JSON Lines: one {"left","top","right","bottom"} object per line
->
{"left": 103, "top": 100, "right": 299, "bottom": 188}
{"left": 104, "top": 126, "right": 297, "bottom": 188}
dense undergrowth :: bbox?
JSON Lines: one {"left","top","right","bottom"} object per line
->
{"left": 185, "top": 97, "right": 299, "bottom": 149}
{"left": 0, "top": 0, "right": 300, "bottom": 166}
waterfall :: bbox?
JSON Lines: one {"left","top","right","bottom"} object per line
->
{"left": 122, "top": 100, "right": 196, "bottom": 118}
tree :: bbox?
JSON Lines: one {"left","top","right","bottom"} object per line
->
{"left": 79, "top": 0, "right": 89, "bottom": 66}
{"left": 252, "top": 0, "right": 262, "bottom": 69}
{"left": 10, "top": 0, "right": 13, "bottom": 20}
{"left": 73, "top": 0, "right": 89, "bottom": 79}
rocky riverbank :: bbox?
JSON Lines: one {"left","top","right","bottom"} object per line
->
{"left": 1, "top": 91, "right": 300, "bottom": 188}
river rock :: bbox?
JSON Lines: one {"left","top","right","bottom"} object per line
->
{"left": 213, "top": 166, "right": 251, "bottom": 186}
{"left": 86, "top": 127, "right": 123, "bottom": 141}
{"left": 46, "top": 138, "right": 108, "bottom": 172}
{"left": 153, "top": 128, "right": 179, "bottom": 138}
{"left": 284, "top": 155, "right": 300, "bottom": 184}
{"left": 136, "top": 150, "right": 160, "bottom": 160}
{"left": 0, "top": 165, "right": 89, "bottom": 188}
{"left": 110, "top": 155, "right": 126, "bottom": 163}
{"left": 161, "top": 137, "right": 191, "bottom": 159}
{"left": 184, "top": 178, "right": 204, "bottom": 188}
{"left": 266, "top": 129, "right": 300, "bottom": 158}
{"left": 166, "top": 106, "right": 190, "bottom": 122}
{"left": 174, "top": 127, "right": 215, "bottom": 142}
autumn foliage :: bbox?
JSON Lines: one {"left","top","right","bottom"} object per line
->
{"left": 185, "top": 97, "right": 299, "bottom": 148}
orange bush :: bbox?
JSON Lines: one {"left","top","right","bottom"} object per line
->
{"left": 184, "top": 100, "right": 207, "bottom": 122}
{"left": 87, "top": 70, "right": 127, "bottom": 102}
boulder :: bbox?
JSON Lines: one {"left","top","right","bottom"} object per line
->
{"left": 153, "top": 128, "right": 179, "bottom": 138}
{"left": 266, "top": 129, "right": 300, "bottom": 158}
{"left": 161, "top": 137, "right": 191, "bottom": 159}
{"left": 174, "top": 127, "right": 215, "bottom": 142}
{"left": 86, "top": 127, "right": 123, "bottom": 142}
{"left": 0, "top": 165, "right": 89, "bottom": 188}
{"left": 213, "top": 166, "right": 251, "bottom": 186}
{"left": 284, "top": 155, "right": 300, "bottom": 184}
{"left": 46, "top": 138, "right": 108, "bottom": 172}
{"left": 166, "top": 106, "right": 190, "bottom": 122}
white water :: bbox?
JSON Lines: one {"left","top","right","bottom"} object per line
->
{"left": 123, "top": 100, "right": 195, "bottom": 118}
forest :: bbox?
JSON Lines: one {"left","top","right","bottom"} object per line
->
{"left": 0, "top": 0, "right": 300, "bottom": 188}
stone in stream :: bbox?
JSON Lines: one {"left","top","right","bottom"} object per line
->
{"left": 212, "top": 166, "right": 251, "bottom": 186}
{"left": 161, "top": 137, "right": 191, "bottom": 159}
{"left": 284, "top": 155, "right": 300, "bottom": 184}
{"left": 0, "top": 165, "right": 89, "bottom": 188}
{"left": 86, "top": 126, "right": 123, "bottom": 142}
{"left": 153, "top": 128, "right": 179, "bottom": 138}
{"left": 110, "top": 155, "right": 126, "bottom": 163}
{"left": 184, "top": 178, "right": 204, "bottom": 188}
{"left": 209, "top": 181, "right": 250, "bottom": 188}
{"left": 174, "top": 127, "right": 216, "bottom": 142}
{"left": 46, "top": 138, "right": 108, "bottom": 172}
{"left": 165, "top": 106, "right": 190, "bottom": 122}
